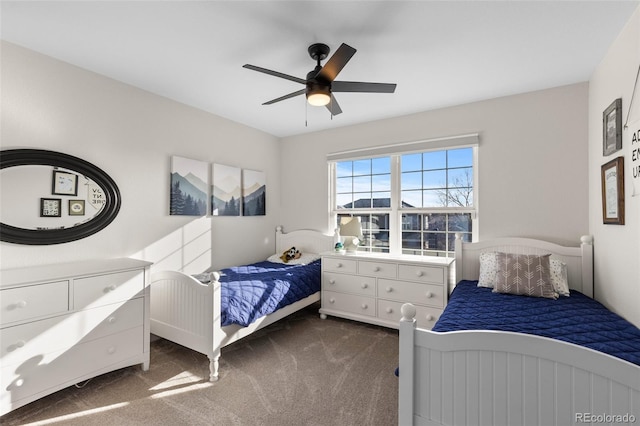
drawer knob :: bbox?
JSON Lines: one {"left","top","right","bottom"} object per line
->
{"left": 361, "top": 283, "right": 368, "bottom": 289}
{"left": 425, "top": 291, "right": 434, "bottom": 298}
{"left": 361, "top": 303, "right": 368, "bottom": 310}
{"left": 329, "top": 279, "right": 335, "bottom": 285}
{"left": 416, "top": 271, "right": 424, "bottom": 277}
{"left": 386, "top": 307, "right": 393, "bottom": 314}
{"left": 7, "top": 340, "right": 26, "bottom": 352}
{"left": 374, "top": 266, "right": 381, "bottom": 272}
{"left": 105, "top": 284, "right": 117, "bottom": 293}
{"left": 108, "top": 316, "right": 117, "bottom": 324}
{"left": 336, "top": 263, "right": 342, "bottom": 268}
{"left": 15, "top": 300, "right": 27, "bottom": 309}
{"left": 329, "top": 298, "right": 335, "bottom": 304}
{"left": 107, "top": 346, "right": 116, "bottom": 355}
{"left": 426, "top": 314, "right": 434, "bottom": 321}
{"left": 385, "top": 286, "right": 393, "bottom": 293}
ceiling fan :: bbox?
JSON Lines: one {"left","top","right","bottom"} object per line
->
{"left": 243, "top": 43, "right": 396, "bottom": 116}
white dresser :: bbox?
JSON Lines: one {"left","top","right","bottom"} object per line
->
{"left": 320, "top": 252, "right": 454, "bottom": 330}
{"left": 0, "top": 258, "right": 152, "bottom": 415}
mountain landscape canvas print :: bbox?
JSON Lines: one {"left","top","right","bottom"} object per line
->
{"left": 242, "top": 169, "right": 266, "bottom": 216}
{"left": 170, "top": 156, "right": 207, "bottom": 216}
{"left": 212, "top": 163, "right": 241, "bottom": 216}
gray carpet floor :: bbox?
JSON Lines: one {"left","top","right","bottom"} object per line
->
{"left": 1, "top": 303, "right": 399, "bottom": 426}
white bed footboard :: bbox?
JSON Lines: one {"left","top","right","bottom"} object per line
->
{"left": 399, "top": 304, "right": 640, "bottom": 426}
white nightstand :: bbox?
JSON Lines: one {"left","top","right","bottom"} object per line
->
{"left": 319, "top": 251, "right": 454, "bottom": 330}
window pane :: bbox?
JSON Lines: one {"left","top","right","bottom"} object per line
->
{"left": 336, "top": 193, "right": 352, "bottom": 209}
{"left": 353, "top": 159, "right": 371, "bottom": 176}
{"left": 401, "top": 153, "right": 421, "bottom": 172}
{"left": 402, "top": 231, "right": 422, "bottom": 250}
{"left": 372, "top": 157, "right": 390, "bottom": 174}
{"left": 447, "top": 147, "right": 473, "bottom": 168}
{"left": 336, "top": 161, "right": 352, "bottom": 178}
{"left": 352, "top": 195, "right": 372, "bottom": 208}
{"left": 448, "top": 213, "right": 472, "bottom": 232}
{"left": 423, "top": 151, "right": 446, "bottom": 170}
{"left": 372, "top": 192, "right": 390, "bottom": 207}
{"left": 446, "top": 187, "right": 473, "bottom": 207}
{"left": 372, "top": 174, "right": 390, "bottom": 191}
{"left": 402, "top": 213, "right": 421, "bottom": 231}
{"left": 401, "top": 171, "right": 422, "bottom": 190}
{"left": 423, "top": 232, "right": 446, "bottom": 251}
{"left": 353, "top": 176, "right": 371, "bottom": 192}
{"left": 448, "top": 167, "right": 473, "bottom": 188}
{"left": 448, "top": 232, "right": 471, "bottom": 253}
{"left": 336, "top": 177, "right": 352, "bottom": 193}
{"left": 423, "top": 189, "right": 445, "bottom": 207}
{"left": 401, "top": 190, "right": 422, "bottom": 208}
{"left": 424, "top": 214, "right": 446, "bottom": 231}
{"left": 423, "top": 170, "right": 446, "bottom": 189}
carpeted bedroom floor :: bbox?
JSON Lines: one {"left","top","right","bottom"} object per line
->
{"left": 0, "top": 303, "right": 399, "bottom": 426}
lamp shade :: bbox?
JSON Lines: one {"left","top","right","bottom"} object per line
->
{"left": 340, "top": 217, "right": 362, "bottom": 237}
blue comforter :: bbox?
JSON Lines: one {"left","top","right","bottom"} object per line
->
{"left": 220, "top": 259, "right": 321, "bottom": 327}
{"left": 432, "top": 280, "right": 640, "bottom": 366}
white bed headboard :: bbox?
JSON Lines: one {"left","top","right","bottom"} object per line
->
{"left": 274, "top": 226, "right": 335, "bottom": 255}
{"left": 454, "top": 234, "right": 594, "bottom": 297}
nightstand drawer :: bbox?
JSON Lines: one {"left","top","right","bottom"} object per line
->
{"left": 323, "top": 291, "right": 375, "bottom": 317}
{"left": 378, "top": 279, "right": 445, "bottom": 308}
{"left": 398, "top": 264, "right": 444, "bottom": 285}
{"left": 322, "top": 257, "right": 357, "bottom": 274}
{"left": 358, "top": 261, "right": 396, "bottom": 279}
{"left": 323, "top": 273, "right": 375, "bottom": 296}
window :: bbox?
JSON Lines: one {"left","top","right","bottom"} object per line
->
{"left": 330, "top": 140, "right": 477, "bottom": 257}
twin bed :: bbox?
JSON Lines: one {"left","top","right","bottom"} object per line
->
{"left": 399, "top": 235, "right": 640, "bottom": 426}
{"left": 149, "top": 226, "right": 334, "bottom": 381}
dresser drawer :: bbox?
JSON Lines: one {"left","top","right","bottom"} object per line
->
{"left": 2, "top": 326, "right": 143, "bottom": 406}
{"left": 74, "top": 270, "right": 144, "bottom": 309}
{"left": 1, "top": 298, "right": 144, "bottom": 368}
{"left": 377, "top": 299, "right": 442, "bottom": 330}
{"left": 323, "top": 273, "right": 375, "bottom": 296}
{"left": 358, "top": 261, "right": 396, "bottom": 279}
{"left": 0, "top": 281, "right": 69, "bottom": 326}
{"left": 322, "top": 291, "right": 375, "bottom": 317}
{"left": 322, "top": 257, "right": 357, "bottom": 274}
{"left": 378, "top": 279, "right": 445, "bottom": 308}
{"left": 398, "top": 264, "right": 444, "bottom": 285}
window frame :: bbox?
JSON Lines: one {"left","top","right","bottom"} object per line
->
{"left": 329, "top": 140, "right": 478, "bottom": 257}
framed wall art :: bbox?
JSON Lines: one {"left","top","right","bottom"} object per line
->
{"left": 603, "top": 98, "right": 622, "bottom": 156}
{"left": 52, "top": 170, "right": 78, "bottom": 196}
{"left": 69, "top": 199, "right": 85, "bottom": 216}
{"left": 242, "top": 169, "right": 266, "bottom": 216}
{"left": 211, "top": 163, "right": 241, "bottom": 216}
{"left": 169, "top": 156, "right": 208, "bottom": 216}
{"left": 40, "top": 198, "right": 62, "bottom": 217}
{"left": 601, "top": 156, "right": 625, "bottom": 225}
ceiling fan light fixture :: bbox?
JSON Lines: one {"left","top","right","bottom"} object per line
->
{"left": 306, "top": 87, "right": 331, "bottom": 106}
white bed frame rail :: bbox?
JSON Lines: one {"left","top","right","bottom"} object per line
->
{"left": 398, "top": 235, "right": 640, "bottom": 426}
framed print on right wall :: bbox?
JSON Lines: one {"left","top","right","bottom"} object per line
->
{"left": 601, "top": 156, "right": 625, "bottom": 225}
{"left": 603, "top": 98, "right": 622, "bottom": 156}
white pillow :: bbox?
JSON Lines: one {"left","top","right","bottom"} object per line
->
{"left": 266, "top": 252, "right": 320, "bottom": 265}
{"left": 550, "top": 259, "right": 570, "bottom": 296}
{"left": 477, "top": 252, "right": 498, "bottom": 288}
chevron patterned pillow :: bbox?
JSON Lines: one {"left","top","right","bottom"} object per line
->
{"left": 493, "top": 252, "right": 558, "bottom": 299}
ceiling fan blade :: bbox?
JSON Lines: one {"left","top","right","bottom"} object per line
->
{"left": 332, "top": 81, "right": 397, "bottom": 93}
{"left": 326, "top": 94, "right": 343, "bottom": 115}
{"left": 243, "top": 64, "right": 306, "bottom": 85}
{"left": 315, "top": 43, "right": 357, "bottom": 82}
{"left": 262, "top": 89, "right": 306, "bottom": 105}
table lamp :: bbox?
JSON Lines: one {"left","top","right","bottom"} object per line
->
{"left": 339, "top": 217, "right": 363, "bottom": 253}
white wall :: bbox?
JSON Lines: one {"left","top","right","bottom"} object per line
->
{"left": 588, "top": 6, "right": 640, "bottom": 327}
{"left": 280, "top": 83, "right": 589, "bottom": 248}
{"left": 0, "top": 41, "right": 281, "bottom": 273}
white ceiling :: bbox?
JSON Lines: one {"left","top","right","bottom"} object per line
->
{"left": 1, "top": 1, "right": 638, "bottom": 138}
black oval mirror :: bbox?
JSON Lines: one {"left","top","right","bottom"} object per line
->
{"left": 0, "top": 149, "right": 121, "bottom": 245}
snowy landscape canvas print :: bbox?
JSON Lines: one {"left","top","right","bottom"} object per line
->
{"left": 170, "top": 156, "right": 208, "bottom": 216}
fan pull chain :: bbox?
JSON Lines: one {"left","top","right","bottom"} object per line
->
{"left": 305, "top": 99, "right": 308, "bottom": 127}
